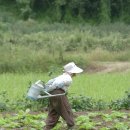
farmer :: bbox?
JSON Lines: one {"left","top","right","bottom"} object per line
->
{"left": 44, "top": 62, "right": 83, "bottom": 130}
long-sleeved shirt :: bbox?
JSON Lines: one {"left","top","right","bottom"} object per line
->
{"left": 45, "top": 73, "right": 72, "bottom": 92}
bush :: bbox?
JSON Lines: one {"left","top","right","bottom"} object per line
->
{"left": 0, "top": 91, "right": 10, "bottom": 111}
{"left": 0, "top": 90, "right": 130, "bottom": 112}
{"left": 69, "top": 95, "right": 95, "bottom": 111}
{"left": 110, "top": 89, "right": 130, "bottom": 110}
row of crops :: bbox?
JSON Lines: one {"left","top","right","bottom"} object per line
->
{"left": 0, "top": 109, "right": 130, "bottom": 130}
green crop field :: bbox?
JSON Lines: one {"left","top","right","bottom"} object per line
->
{"left": 71, "top": 72, "right": 130, "bottom": 101}
{"left": 0, "top": 72, "right": 129, "bottom": 102}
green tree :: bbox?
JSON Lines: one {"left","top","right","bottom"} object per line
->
{"left": 100, "top": 0, "right": 111, "bottom": 23}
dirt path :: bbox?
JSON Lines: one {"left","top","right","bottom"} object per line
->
{"left": 86, "top": 62, "right": 130, "bottom": 73}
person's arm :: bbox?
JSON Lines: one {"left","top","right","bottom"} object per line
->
{"left": 45, "top": 78, "right": 55, "bottom": 86}
{"left": 45, "top": 79, "right": 71, "bottom": 92}
{"left": 56, "top": 80, "right": 71, "bottom": 88}
{"left": 44, "top": 78, "right": 56, "bottom": 92}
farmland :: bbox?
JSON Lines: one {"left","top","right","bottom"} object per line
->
{"left": 0, "top": 109, "right": 130, "bottom": 129}
{"left": 0, "top": 2, "right": 130, "bottom": 129}
{"left": 0, "top": 63, "right": 130, "bottom": 129}
{"left": 0, "top": 69, "right": 130, "bottom": 102}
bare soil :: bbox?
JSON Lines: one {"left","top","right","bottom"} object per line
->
{"left": 86, "top": 62, "right": 130, "bottom": 73}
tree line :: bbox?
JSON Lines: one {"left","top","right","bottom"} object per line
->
{"left": 1, "top": 0, "right": 130, "bottom": 23}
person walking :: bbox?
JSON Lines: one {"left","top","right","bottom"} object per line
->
{"left": 44, "top": 62, "right": 83, "bottom": 130}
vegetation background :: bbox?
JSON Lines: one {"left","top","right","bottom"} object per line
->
{"left": 0, "top": 1, "right": 130, "bottom": 129}
{"left": 0, "top": 0, "right": 130, "bottom": 107}
{"left": 0, "top": 0, "right": 130, "bottom": 73}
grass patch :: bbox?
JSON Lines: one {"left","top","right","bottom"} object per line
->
{"left": 70, "top": 72, "right": 130, "bottom": 101}
{"left": 0, "top": 20, "right": 130, "bottom": 73}
{"left": 0, "top": 72, "right": 129, "bottom": 102}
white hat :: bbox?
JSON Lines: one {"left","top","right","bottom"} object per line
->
{"left": 64, "top": 62, "right": 83, "bottom": 74}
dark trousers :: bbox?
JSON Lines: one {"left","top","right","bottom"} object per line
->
{"left": 44, "top": 89, "right": 74, "bottom": 130}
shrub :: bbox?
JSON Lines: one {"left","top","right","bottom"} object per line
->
{"left": 110, "top": 89, "right": 130, "bottom": 110}
{"left": 69, "top": 95, "right": 94, "bottom": 111}
{"left": 0, "top": 91, "right": 10, "bottom": 111}
{"left": 94, "top": 99, "right": 108, "bottom": 110}
{"left": 0, "top": 90, "right": 130, "bottom": 112}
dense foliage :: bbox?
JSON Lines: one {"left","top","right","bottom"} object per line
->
{"left": 0, "top": 0, "right": 130, "bottom": 23}
{"left": 0, "top": 89, "right": 129, "bottom": 112}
